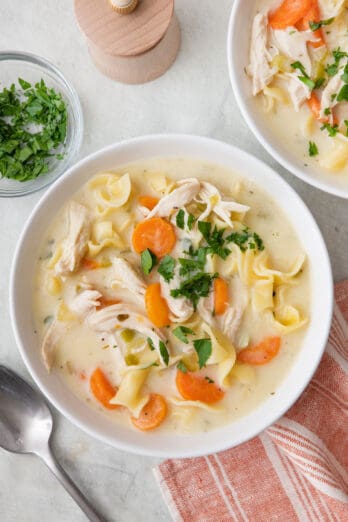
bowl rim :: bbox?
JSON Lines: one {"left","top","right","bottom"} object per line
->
{"left": 0, "top": 50, "right": 83, "bottom": 198}
{"left": 226, "top": 1, "right": 348, "bottom": 200}
{"left": 9, "top": 134, "right": 334, "bottom": 458}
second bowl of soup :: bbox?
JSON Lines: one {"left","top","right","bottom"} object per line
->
{"left": 228, "top": 0, "right": 348, "bottom": 199}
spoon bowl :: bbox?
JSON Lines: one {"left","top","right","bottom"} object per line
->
{"left": 0, "top": 365, "right": 104, "bottom": 521}
{"left": 0, "top": 365, "right": 52, "bottom": 454}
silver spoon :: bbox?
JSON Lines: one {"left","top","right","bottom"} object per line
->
{"left": 0, "top": 365, "right": 105, "bottom": 522}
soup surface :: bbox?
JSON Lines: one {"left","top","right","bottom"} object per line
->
{"left": 248, "top": 0, "right": 348, "bottom": 177}
{"left": 34, "top": 158, "right": 310, "bottom": 433}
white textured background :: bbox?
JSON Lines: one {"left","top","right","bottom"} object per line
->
{"left": 0, "top": 1, "right": 347, "bottom": 521}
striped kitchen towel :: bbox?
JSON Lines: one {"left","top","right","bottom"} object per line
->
{"left": 154, "top": 280, "right": 348, "bottom": 521}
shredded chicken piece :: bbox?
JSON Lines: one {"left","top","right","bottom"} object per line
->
{"left": 195, "top": 182, "right": 249, "bottom": 228}
{"left": 320, "top": 73, "right": 345, "bottom": 121}
{"left": 55, "top": 202, "right": 90, "bottom": 276}
{"left": 41, "top": 320, "right": 64, "bottom": 371}
{"left": 272, "top": 28, "right": 317, "bottom": 76}
{"left": 111, "top": 257, "right": 146, "bottom": 299}
{"left": 319, "top": 0, "right": 346, "bottom": 19}
{"left": 87, "top": 303, "right": 168, "bottom": 363}
{"left": 146, "top": 178, "right": 201, "bottom": 219}
{"left": 69, "top": 289, "right": 102, "bottom": 318}
{"left": 285, "top": 73, "right": 311, "bottom": 111}
{"left": 160, "top": 266, "right": 194, "bottom": 322}
{"left": 248, "top": 13, "right": 277, "bottom": 95}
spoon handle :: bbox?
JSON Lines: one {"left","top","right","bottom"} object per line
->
{"left": 38, "top": 444, "right": 105, "bottom": 522}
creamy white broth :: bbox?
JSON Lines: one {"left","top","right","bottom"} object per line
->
{"left": 34, "top": 157, "right": 310, "bottom": 434}
{"left": 249, "top": 0, "right": 348, "bottom": 179}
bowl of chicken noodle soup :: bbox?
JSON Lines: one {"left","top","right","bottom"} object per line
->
{"left": 10, "top": 135, "right": 332, "bottom": 457}
{"left": 228, "top": 0, "right": 348, "bottom": 199}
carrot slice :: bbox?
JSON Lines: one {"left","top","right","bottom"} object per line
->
{"left": 269, "top": 0, "right": 311, "bottom": 29}
{"left": 176, "top": 370, "right": 225, "bottom": 404}
{"left": 132, "top": 217, "right": 176, "bottom": 258}
{"left": 296, "top": 1, "right": 325, "bottom": 48}
{"left": 90, "top": 367, "right": 120, "bottom": 409}
{"left": 131, "top": 393, "right": 167, "bottom": 431}
{"left": 82, "top": 258, "right": 101, "bottom": 270}
{"left": 145, "top": 282, "right": 170, "bottom": 328}
{"left": 307, "top": 92, "right": 335, "bottom": 124}
{"left": 213, "top": 277, "right": 229, "bottom": 315}
{"left": 138, "top": 195, "right": 159, "bottom": 210}
{"left": 237, "top": 336, "right": 281, "bottom": 365}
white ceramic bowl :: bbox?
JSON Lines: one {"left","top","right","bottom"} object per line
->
{"left": 10, "top": 135, "right": 333, "bottom": 458}
{"left": 227, "top": 0, "right": 348, "bottom": 200}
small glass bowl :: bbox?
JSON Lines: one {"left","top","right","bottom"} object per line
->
{"left": 0, "top": 51, "right": 83, "bottom": 197}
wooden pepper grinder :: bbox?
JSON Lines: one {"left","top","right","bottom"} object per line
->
{"left": 74, "top": 0, "right": 181, "bottom": 84}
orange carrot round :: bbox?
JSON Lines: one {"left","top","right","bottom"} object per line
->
{"left": 237, "top": 336, "right": 281, "bottom": 365}
{"left": 307, "top": 92, "right": 336, "bottom": 124}
{"left": 90, "top": 367, "right": 120, "bottom": 410}
{"left": 145, "top": 282, "right": 170, "bottom": 328}
{"left": 131, "top": 393, "right": 167, "bottom": 431}
{"left": 138, "top": 195, "right": 160, "bottom": 210}
{"left": 269, "top": 0, "right": 311, "bottom": 29}
{"left": 132, "top": 217, "right": 176, "bottom": 258}
{"left": 213, "top": 277, "right": 229, "bottom": 315}
{"left": 176, "top": 370, "right": 225, "bottom": 404}
{"left": 296, "top": 1, "right": 325, "bottom": 48}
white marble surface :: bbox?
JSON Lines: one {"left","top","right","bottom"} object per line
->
{"left": 0, "top": 1, "right": 347, "bottom": 521}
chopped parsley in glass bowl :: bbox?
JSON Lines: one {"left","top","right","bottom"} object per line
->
{"left": 0, "top": 51, "right": 83, "bottom": 197}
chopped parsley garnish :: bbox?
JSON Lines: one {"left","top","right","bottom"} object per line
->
{"left": 337, "top": 84, "right": 348, "bottom": 102}
{"left": 159, "top": 340, "right": 169, "bottom": 366}
{"left": 205, "top": 376, "right": 215, "bottom": 384}
{"left": 141, "top": 248, "right": 157, "bottom": 275}
{"left": 193, "top": 338, "right": 212, "bottom": 368}
{"left": 309, "top": 18, "right": 334, "bottom": 32}
{"left": 198, "top": 221, "right": 231, "bottom": 259}
{"left": 308, "top": 141, "right": 319, "bottom": 157}
{"left": 341, "top": 61, "right": 348, "bottom": 83}
{"left": 147, "top": 337, "right": 156, "bottom": 351}
{"left": 226, "top": 228, "right": 264, "bottom": 252}
{"left": 158, "top": 255, "right": 175, "bottom": 282}
{"left": 291, "top": 61, "right": 315, "bottom": 90}
{"left": 187, "top": 213, "right": 196, "bottom": 230}
{"left": 326, "top": 48, "right": 348, "bottom": 77}
{"left": 177, "top": 360, "right": 188, "bottom": 373}
{"left": 170, "top": 272, "right": 218, "bottom": 310}
{"left": 176, "top": 209, "right": 185, "bottom": 229}
{"left": 0, "top": 78, "right": 67, "bottom": 181}
{"left": 344, "top": 120, "right": 348, "bottom": 136}
{"left": 314, "top": 77, "right": 325, "bottom": 89}
{"left": 172, "top": 325, "right": 195, "bottom": 344}
{"left": 320, "top": 122, "right": 339, "bottom": 137}
{"left": 324, "top": 108, "right": 331, "bottom": 115}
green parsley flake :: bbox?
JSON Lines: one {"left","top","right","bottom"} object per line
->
{"left": 147, "top": 337, "right": 156, "bottom": 351}
{"left": 159, "top": 341, "right": 169, "bottom": 366}
{"left": 177, "top": 361, "right": 188, "bottom": 373}
{"left": 205, "top": 376, "right": 215, "bottom": 384}
{"left": 176, "top": 209, "right": 185, "bottom": 229}
{"left": 172, "top": 325, "right": 195, "bottom": 344}
{"left": 309, "top": 18, "right": 334, "bottom": 32}
{"left": 0, "top": 78, "right": 67, "bottom": 181}
{"left": 171, "top": 272, "right": 217, "bottom": 310}
{"left": 308, "top": 141, "right": 319, "bottom": 157}
{"left": 320, "top": 122, "right": 339, "bottom": 137}
{"left": 337, "top": 84, "right": 348, "bottom": 102}
{"left": 193, "top": 338, "right": 212, "bottom": 368}
{"left": 158, "top": 255, "right": 175, "bottom": 282}
{"left": 141, "top": 248, "right": 157, "bottom": 275}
